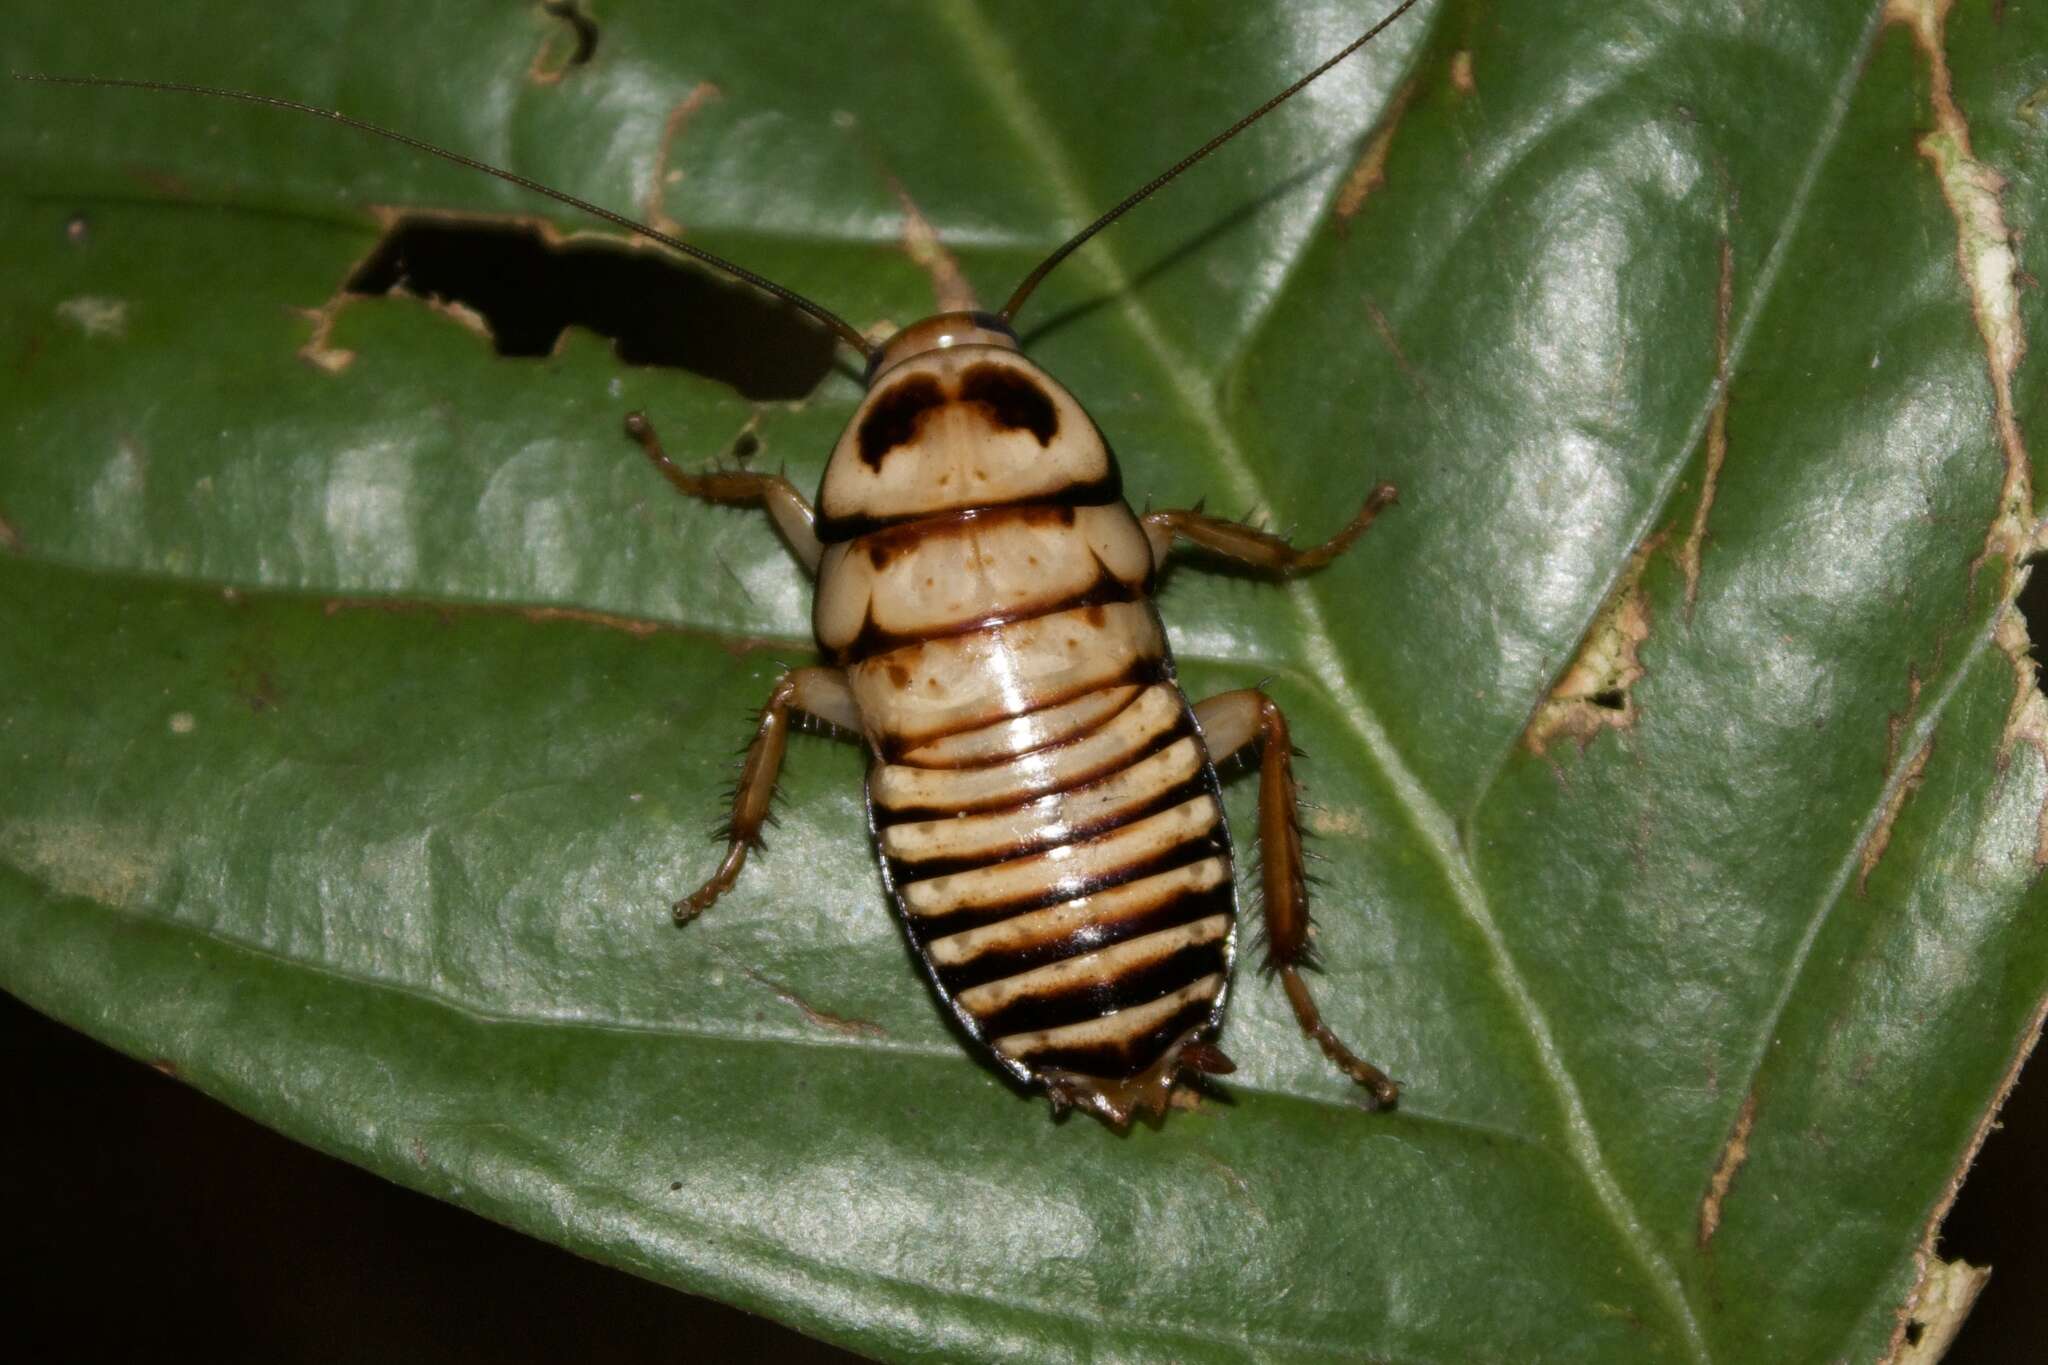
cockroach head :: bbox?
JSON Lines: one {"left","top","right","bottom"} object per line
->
{"left": 864, "top": 311, "right": 1018, "bottom": 387}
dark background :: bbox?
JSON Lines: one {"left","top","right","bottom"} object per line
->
{"left": 2, "top": 986, "right": 2040, "bottom": 1362}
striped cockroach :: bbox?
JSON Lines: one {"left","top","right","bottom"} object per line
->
{"left": 22, "top": 0, "right": 1418, "bottom": 1127}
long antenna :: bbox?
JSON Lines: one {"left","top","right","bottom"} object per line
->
{"left": 10, "top": 73, "right": 880, "bottom": 363}
{"left": 999, "top": 0, "right": 1421, "bottom": 324}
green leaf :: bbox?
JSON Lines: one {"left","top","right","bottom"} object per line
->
{"left": 5, "top": 1, "right": 2046, "bottom": 1360}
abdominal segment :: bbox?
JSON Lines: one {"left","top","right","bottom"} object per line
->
{"left": 869, "top": 675, "right": 1236, "bottom": 1089}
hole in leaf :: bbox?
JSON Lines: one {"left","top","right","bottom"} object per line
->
{"left": 2018, "top": 551, "right": 2048, "bottom": 648}
{"left": 1904, "top": 1321, "right": 1924, "bottom": 1347}
{"left": 539, "top": 0, "right": 599, "bottom": 66}
{"left": 1940, "top": 1031, "right": 2048, "bottom": 1358}
{"left": 1589, "top": 688, "right": 1627, "bottom": 711}
{"left": 344, "top": 217, "right": 837, "bottom": 401}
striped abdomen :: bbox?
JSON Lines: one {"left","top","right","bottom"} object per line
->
{"left": 870, "top": 676, "right": 1237, "bottom": 1094}
{"left": 819, "top": 503, "right": 1239, "bottom": 1103}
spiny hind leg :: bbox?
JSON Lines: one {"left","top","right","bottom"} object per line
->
{"left": 1194, "top": 689, "right": 1400, "bottom": 1109}
{"left": 624, "top": 410, "right": 824, "bottom": 571}
{"left": 680, "top": 666, "right": 861, "bottom": 925}
{"left": 1143, "top": 483, "right": 1397, "bottom": 572}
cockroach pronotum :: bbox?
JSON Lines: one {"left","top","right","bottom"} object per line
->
{"left": 20, "top": 0, "right": 1420, "bottom": 1127}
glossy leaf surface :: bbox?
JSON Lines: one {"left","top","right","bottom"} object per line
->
{"left": 4, "top": 2, "right": 2047, "bottom": 1360}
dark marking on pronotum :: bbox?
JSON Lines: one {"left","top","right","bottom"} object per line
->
{"left": 857, "top": 374, "right": 947, "bottom": 468}
{"left": 856, "top": 365, "right": 1061, "bottom": 469}
{"left": 958, "top": 364, "right": 1059, "bottom": 446}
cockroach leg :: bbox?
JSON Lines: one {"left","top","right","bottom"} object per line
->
{"left": 624, "top": 410, "right": 825, "bottom": 572}
{"left": 679, "top": 666, "right": 861, "bottom": 925}
{"left": 1143, "top": 483, "right": 1397, "bottom": 573}
{"left": 1193, "top": 689, "right": 1400, "bottom": 1109}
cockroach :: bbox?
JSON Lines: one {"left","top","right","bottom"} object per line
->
{"left": 20, "top": 0, "right": 1419, "bottom": 1127}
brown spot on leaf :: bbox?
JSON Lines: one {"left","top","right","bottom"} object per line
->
{"left": 890, "top": 175, "right": 978, "bottom": 313}
{"left": 518, "top": 605, "right": 664, "bottom": 638}
{"left": 291, "top": 300, "right": 355, "bottom": 374}
{"left": 1525, "top": 536, "right": 1663, "bottom": 757}
{"left": 1885, "top": 0, "right": 2039, "bottom": 587}
{"left": 1698, "top": 1089, "right": 1758, "bottom": 1246}
{"left": 1335, "top": 77, "right": 1417, "bottom": 228}
{"left": 1364, "top": 295, "right": 1424, "bottom": 398}
{"left": 742, "top": 968, "right": 888, "bottom": 1039}
{"left": 1885, "top": 664, "right": 1925, "bottom": 777}
{"left": 640, "top": 83, "right": 722, "bottom": 237}
{"left": 1450, "top": 50, "right": 1476, "bottom": 96}
{"left": 1859, "top": 739, "right": 1932, "bottom": 896}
